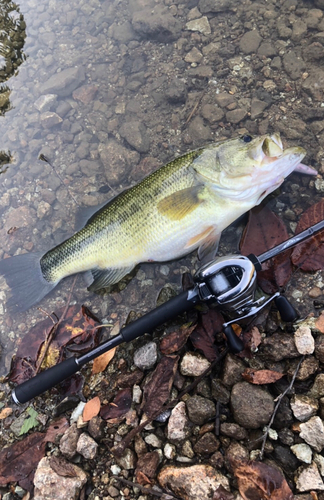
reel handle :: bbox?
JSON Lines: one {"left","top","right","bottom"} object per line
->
{"left": 223, "top": 325, "right": 244, "bottom": 353}
{"left": 275, "top": 295, "right": 298, "bottom": 322}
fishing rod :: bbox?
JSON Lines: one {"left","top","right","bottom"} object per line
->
{"left": 12, "top": 218, "right": 324, "bottom": 405}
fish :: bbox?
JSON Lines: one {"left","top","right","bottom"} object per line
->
{"left": 0, "top": 132, "right": 315, "bottom": 312}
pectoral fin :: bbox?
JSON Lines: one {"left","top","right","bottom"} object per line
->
{"left": 184, "top": 226, "right": 221, "bottom": 262}
{"left": 85, "top": 265, "right": 135, "bottom": 292}
{"left": 157, "top": 185, "right": 204, "bottom": 220}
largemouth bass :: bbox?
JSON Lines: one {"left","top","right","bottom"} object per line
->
{"left": 0, "top": 133, "right": 314, "bottom": 312}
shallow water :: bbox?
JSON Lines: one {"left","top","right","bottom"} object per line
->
{"left": 0, "top": 0, "right": 324, "bottom": 376}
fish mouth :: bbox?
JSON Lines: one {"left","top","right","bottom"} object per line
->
{"left": 250, "top": 134, "right": 306, "bottom": 168}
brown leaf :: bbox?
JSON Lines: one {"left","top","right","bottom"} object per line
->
{"left": 160, "top": 324, "right": 196, "bottom": 355}
{"left": 100, "top": 388, "right": 132, "bottom": 420}
{"left": 83, "top": 396, "right": 101, "bottom": 422}
{"left": 135, "top": 451, "right": 160, "bottom": 482}
{"left": 240, "top": 205, "right": 292, "bottom": 294}
{"left": 232, "top": 459, "right": 293, "bottom": 500}
{"left": 213, "top": 485, "right": 235, "bottom": 500}
{"left": 48, "top": 456, "right": 78, "bottom": 477}
{"left": 292, "top": 199, "right": 324, "bottom": 271}
{"left": 92, "top": 346, "right": 116, "bottom": 374}
{"left": 242, "top": 368, "right": 284, "bottom": 384}
{"left": 136, "top": 471, "right": 152, "bottom": 486}
{"left": 190, "top": 309, "right": 224, "bottom": 361}
{"left": 0, "top": 407, "right": 13, "bottom": 419}
{"left": 141, "top": 355, "right": 179, "bottom": 418}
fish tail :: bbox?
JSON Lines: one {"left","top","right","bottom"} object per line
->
{"left": 0, "top": 252, "right": 58, "bottom": 312}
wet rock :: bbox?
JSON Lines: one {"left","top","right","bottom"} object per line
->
{"left": 299, "top": 416, "right": 324, "bottom": 452}
{"left": 59, "top": 423, "right": 81, "bottom": 459}
{"left": 295, "top": 462, "right": 324, "bottom": 492}
{"left": 33, "top": 457, "right": 87, "bottom": 500}
{"left": 226, "top": 108, "right": 247, "bottom": 124}
{"left": 291, "top": 443, "right": 312, "bottom": 464}
{"left": 258, "top": 42, "right": 277, "bottom": 57}
{"left": 230, "top": 382, "right": 274, "bottom": 429}
{"left": 283, "top": 51, "right": 306, "bottom": 80}
{"left": 36, "top": 200, "right": 52, "bottom": 219}
{"left": 133, "top": 342, "right": 157, "bottom": 370}
{"left": 98, "top": 139, "right": 139, "bottom": 186}
{"left": 193, "top": 432, "right": 219, "bottom": 455}
{"left": 76, "top": 432, "right": 98, "bottom": 459}
{"left": 40, "top": 111, "right": 63, "bottom": 128}
{"left": 272, "top": 445, "right": 300, "bottom": 474}
{"left": 158, "top": 464, "right": 230, "bottom": 500}
{"left": 73, "top": 84, "right": 98, "bottom": 105}
{"left": 258, "top": 333, "right": 299, "bottom": 361}
{"left": 185, "top": 47, "right": 203, "bottom": 64}
{"left": 277, "top": 18, "right": 292, "bottom": 39}
{"left": 290, "top": 394, "right": 318, "bottom": 422}
{"left": 132, "top": 6, "right": 181, "bottom": 42}
{"left": 186, "top": 395, "right": 216, "bottom": 425}
{"left": 294, "top": 326, "right": 314, "bottom": 355}
{"left": 180, "top": 352, "right": 210, "bottom": 377}
{"left": 34, "top": 94, "right": 57, "bottom": 112}
{"left": 302, "top": 70, "right": 324, "bottom": 101}
{"left": 185, "top": 17, "right": 211, "bottom": 35}
{"left": 199, "top": 0, "right": 239, "bottom": 13}
{"left": 292, "top": 19, "right": 307, "bottom": 42}
{"left": 221, "top": 353, "right": 246, "bottom": 388}
{"left": 250, "top": 98, "right": 269, "bottom": 119}
{"left": 165, "top": 79, "right": 187, "bottom": 104}
{"left": 167, "top": 402, "right": 190, "bottom": 441}
{"left": 303, "top": 42, "right": 324, "bottom": 62}
{"left": 119, "top": 120, "right": 150, "bottom": 153}
{"left": 188, "top": 116, "right": 211, "bottom": 142}
{"left": 220, "top": 422, "right": 248, "bottom": 440}
{"left": 215, "top": 92, "right": 235, "bottom": 108}
{"left": 40, "top": 66, "right": 85, "bottom": 97}
{"left": 201, "top": 104, "right": 224, "bottom": 123}
{"left": 239, "top": 30, "right": 262, "bottom": 54}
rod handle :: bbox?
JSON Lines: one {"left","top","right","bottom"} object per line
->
{"left": 12, "top": 357, "right": 79, "bottom": 405}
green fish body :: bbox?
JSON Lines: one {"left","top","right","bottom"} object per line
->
{"left": 0, "top": 133, "right": 310, "bottom": 311}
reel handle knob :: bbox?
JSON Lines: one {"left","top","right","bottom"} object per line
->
{"left": 274, "top": 295, "right": 298, "bottom": 323}
{"left": 223, "top": 325, "right": 244, "bottom": 353}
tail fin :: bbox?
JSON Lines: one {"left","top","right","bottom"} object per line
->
{"left": 0, "top": 252, "right": 58, "bottom": 312}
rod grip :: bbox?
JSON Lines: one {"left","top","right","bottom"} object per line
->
{"left": 12, "top": 357, "right": 79, "bottom": 404}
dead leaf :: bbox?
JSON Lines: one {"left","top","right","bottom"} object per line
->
{"left": 83, "top": 396, "right": 101, "bottom": 422}
{"left": 190, "top": 309, "right": 224, "bottom": 361}
{"left": 232, "top": 459, "right": 293, "bottom": 500}
{"left": 141, "top": 355, "right": 179, "bottom": 419}
{"left": 213, "top": 485, "right": 235, "bottom": 500}
{"left": 135, "top": 451, "right": 160, "bottom": 483}
{"left": 49, "top": 456, "right": 77, "bottom": 477}
{"left": 160, "top": 324, "right": 196, "bottom": 355}
{"left": 100, "top": 388, "right": 132, "bottom": 420}
{"left": 292, "top": 199, "right": 324, "bottom": 271}
{"left": 0, "top": 407, "right": 13, "bottom": 419}
{"left": 92, "top": 346, "right": 116, "bottom": 374}
{"left": 240, "top": 205, "right": 292, "bottom": 294}
{"left": 242, "top": 368, "right": 284, "bottom": 384}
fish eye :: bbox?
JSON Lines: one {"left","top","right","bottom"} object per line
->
{"left": 240, "top": 134, "right": 253, "bottom": 143}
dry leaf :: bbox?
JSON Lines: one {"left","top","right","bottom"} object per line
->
{"left": 100, "top": 388, "right": 132, "bottom": 420}
{"left": 242, "top": 368, "right": 284, "bottom": 384}
{"left": 190, "top": 309, "right": 224, "bottom": 361}
{"left": 92, "top": 346, "right": 116, "bottom": 374}
{"left": 49, "top": 456, "right": 78, "bottom": 477}
{"left": 232, "top": 459, "right": 293, "bottom": 500}
{"left": 0, "top": 407, "right": 13, "bottom": 419}
{"left": 213, "top": 485, "right": 235, "bottom": 500}
{"left": 83, "top": 396, "right": 101, "bottom": 422}
{"left": 160, "top": 324, "right": 196, "bottom": 355}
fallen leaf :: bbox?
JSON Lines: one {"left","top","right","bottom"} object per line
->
{"left": 49, "top": 456, "right": 78, "bottom": 478}
{"left": 135, "top": 451, "right": 160, "bottom": 483}
{"left": 232, "top": 459, "right": 293, "bottom": 500}
{"left": 213, "top": 485, "right": 235, "bottom": 500}
{"left": 92, "top": 346, "right": 116, "bottom": 374}
{"left": 160, "top": 324, "right": 196, "bottom": 355}
{"left": 0, "top": 407, "right": 13, "bottom": 419}
{"left": 291, "top": 199, "right": 324, "bottom": 271}
{"left": 141, "top": 355, "right": 179, "bottom": 419}
{"left": 83, "top": 396, "right": 101, "bottom": 422}
{"left": 242, "top": 368, "right": 284, "bottom": 384}
{"left": 190, "top": 309, "right": 223, "bottom": 361}
{"left": 240, "top": 205, "right": 292, "bottom": 294}
{"left": 100, "top": 388, "right": 132, "bottom": 420}
{"left": 19, "top": 407, "right": 39, "bottom": 435}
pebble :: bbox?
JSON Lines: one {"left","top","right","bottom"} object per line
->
{"left": 193, "top": 432, "right": 220, "bottom": 455}
{"left": 295, "top": 462, "right": 324, "bottom": 492}
{"left": 220, "top": 422, "right": 248, "bottom": 440}
{"left": 59, "top": 424, "right": 81, "bottom": 459}
{"left": 291, "top": 443, "right": 313, "bottom": 464}
{"left": 185, "top": 17, "right": 211, "bottom": 35}
{"left": 133, "top": 342, "right": 157, "bottom": 370}
{"left": 310, "top": 373, "right": 324, "bottom": 398}
{"left": 116, "top": 448, "right": 136, "bottom": 470}
{"left": 299, "top": 416, "right": 324, "bottom": 452}
{"left": 167, "top": 402, "right": 190, "bottom": 441}
{"left": 294, "top": 325, "right": 315, "bottom": 355}
{"left": 76, "top": 433, "right": 98, "bottom": 459}
{"left": 259, "top": 333, "right": 299, "bottom": 361}
{"left": 239, "top": 30, "right": 262, "bottom": 54}
{"left": 180, "top": 352, "right": 210, "bottom": 377}
{"left": 221, "top": 353, "right": 246, "bottom": 387}
{"left": 230, "top": 382, "right": 274, "bottom": 429}
{"left": 119, "top": 120, "right": 151, "bottom": 153}
{"left": 186, "top": 395, "right": 216, "bottom": 426}
{"left": 144, "top": 433, "right": 162, "bottom": 448}
{"left": 158, "top": 464, "right": 230, "bottom": 500}
{"left": 40, "top": 66, "right": 85, "bottom": 97}
{"left": 290, "top": 394, "right": 319, "bottom": 421}
{"left": 34, "top": 94, "right": 57, "bottom": 112}
{"left": 164, "top": 443, "right": 176, "bottom": 460}
{"left": 33, "top": 457, "right": 87, "bottom": 500}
